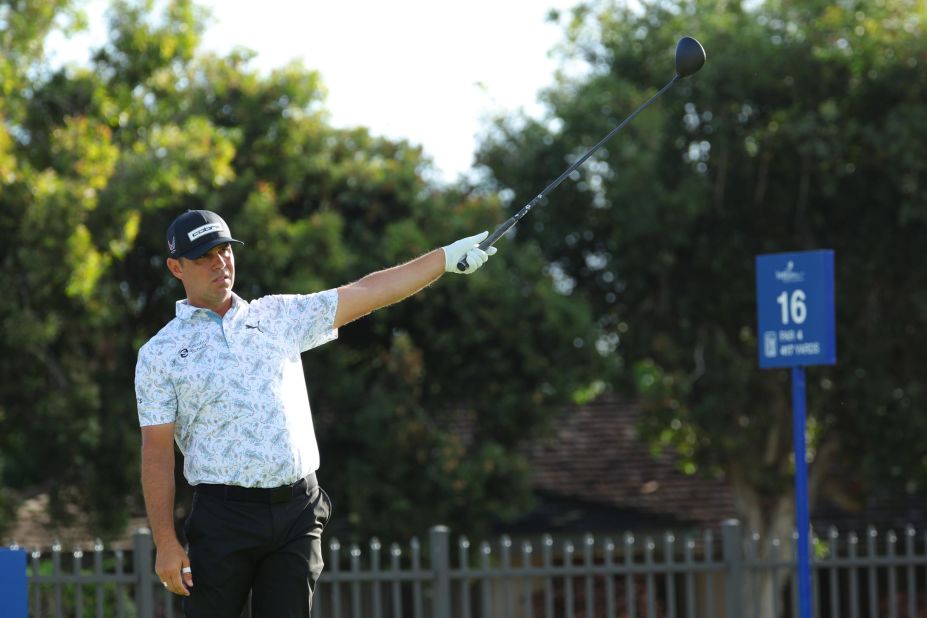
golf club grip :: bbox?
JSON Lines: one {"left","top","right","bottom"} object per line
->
{"left": 455, "top": 216, "right": 518, "bottom": 271}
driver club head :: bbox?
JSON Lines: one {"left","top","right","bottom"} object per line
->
{"left": 675, "top": 36, "right": 706, "bottom": 77}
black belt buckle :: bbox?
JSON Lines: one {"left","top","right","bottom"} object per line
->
{"left": 270, "top": 485, "right": 292, "bottom": 503}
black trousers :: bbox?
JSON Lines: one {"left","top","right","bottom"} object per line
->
{"left": 182, "top": 476, "right": 333, "bottom": 618}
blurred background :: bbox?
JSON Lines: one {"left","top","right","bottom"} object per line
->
{"left": 2, "top": 0, "right": 926, "bottom": 604}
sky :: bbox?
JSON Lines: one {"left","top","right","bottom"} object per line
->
{"left": 47, "top": 0, "right": 584, "bottom": 183}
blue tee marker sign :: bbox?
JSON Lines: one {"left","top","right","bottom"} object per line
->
{"left": 755, "top": 249, "right": 836, "bottom": 618}
{"left": 0, "top": 548, "right": 28, "bottom": 617}
{"left": 756, "top": 250, "right": 836, "bottom": 368}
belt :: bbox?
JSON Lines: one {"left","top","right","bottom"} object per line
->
{"left": 194, "top": 473, "right": 317, "bottom": 504}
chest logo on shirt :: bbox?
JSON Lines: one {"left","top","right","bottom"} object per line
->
{"left": 177, "top": 340, "right": 207, "bottom": 360}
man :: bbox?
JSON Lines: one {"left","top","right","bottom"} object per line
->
{"left": 134, "top": 209, "right": 496, "bottom": 617}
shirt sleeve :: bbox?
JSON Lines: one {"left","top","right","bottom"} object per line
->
{"left": 263, "top": 290, "right": 339, "bottom": 353}
{"left": 134, "top": 343, "right": 178, "bottom": 426}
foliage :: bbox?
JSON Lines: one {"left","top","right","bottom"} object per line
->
{"left": 478, "top": 0, "right": 927, "bottom": 520}
{"left": 0, "top": 0, "right": 608, "bottom": 541}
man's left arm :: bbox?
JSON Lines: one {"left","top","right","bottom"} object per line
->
{"left": 333, "top": 231, "right": 496, "bottom": 329}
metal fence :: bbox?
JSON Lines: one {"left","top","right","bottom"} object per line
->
{"left": 11, "top": 520, "right": 927, "bottom": 617}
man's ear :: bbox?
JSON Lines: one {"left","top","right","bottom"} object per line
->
{"left": 166, "top": 257, "right": 184, "bottom": 280}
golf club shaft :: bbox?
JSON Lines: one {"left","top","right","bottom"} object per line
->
{"left": 457, "top": 74, "right": 681, "bottom": 272}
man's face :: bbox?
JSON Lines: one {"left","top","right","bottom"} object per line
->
{"left": 167, "top": 243, "right": 235, "bottom": 311}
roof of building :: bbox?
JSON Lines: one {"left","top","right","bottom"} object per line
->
{"left": 5, "top": 493, "right": 149, "bottom": 551}
{"left": 503, "top": 397, "right": 737, "bottom": 534}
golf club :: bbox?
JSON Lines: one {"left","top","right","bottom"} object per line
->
{"left": 457, "top": 36, "right": 706, "bottom": 272}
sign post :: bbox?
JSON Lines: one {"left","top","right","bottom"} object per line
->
{"left": 756, "top": 250, "right": 836, "bottom": 618}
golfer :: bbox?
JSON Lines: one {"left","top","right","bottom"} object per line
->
{"left": 134, "top": 209, "right": 496, "bottom": 617}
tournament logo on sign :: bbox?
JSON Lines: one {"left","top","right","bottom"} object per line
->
{"left": 775, "top": 261, "right": 805, "bottom": 283}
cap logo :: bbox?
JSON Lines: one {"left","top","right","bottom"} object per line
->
{"left": 167, "top": 235, "right": 176, "bottom": 254}
{"left": 188, "top": 223, "right": 222, "bottom": 241}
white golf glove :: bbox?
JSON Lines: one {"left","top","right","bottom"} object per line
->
{"left": 442, "top": 231, "right": 498, "bottom": 274}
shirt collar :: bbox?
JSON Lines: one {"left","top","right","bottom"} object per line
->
{"left": 175, "top": 293, "right": 246, "bottom": 321}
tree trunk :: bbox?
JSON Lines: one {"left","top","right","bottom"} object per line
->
{"left": 728, "top": 434, "right": 837, "bottom": 618}
{"left": 731, "top": 477, "right": 795, "bottom": 618}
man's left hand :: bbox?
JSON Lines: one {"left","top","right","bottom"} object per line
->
{"left": 443, "top": 231, "right": 498, "bottom": 274}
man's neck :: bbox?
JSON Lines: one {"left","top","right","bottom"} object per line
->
{"left": 187, "top": 295, "right": 233, "bottom": 317}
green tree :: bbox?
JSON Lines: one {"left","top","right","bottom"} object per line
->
{"left": 1, "top": 0, "right": 609, "bottom": 543}
{"left": 478, "top": 0, "right": 927, "bottom": 613}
